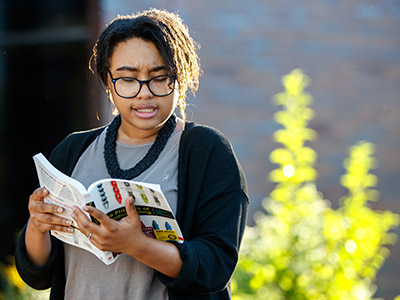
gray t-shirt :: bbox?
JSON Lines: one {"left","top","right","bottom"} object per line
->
{"left": 64, "top": 118, "right": 183, "bottom": 300}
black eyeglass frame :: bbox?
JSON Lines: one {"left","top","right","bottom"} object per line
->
{"left": 108, "top": 70, "right": 175, "bottom": 99}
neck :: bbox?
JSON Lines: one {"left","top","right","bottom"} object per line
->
{"left": 117, "top": 117, "right": 169, "bottom": 145}
{"left": 103, "top": 114, "right": 177, "bottom": 179}
{"left": 117, "top": 125, "right": 160, "bottom": 145}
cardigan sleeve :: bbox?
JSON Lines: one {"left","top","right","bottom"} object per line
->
{"left": 13, "top": 137, "right": 70, "bottom": 290}
{"left": 158, "top": 125, "right": 249, "bottom": 295}
{"left": 14, "top": 127, "right": 104, "bottom": 293}
{"left": 14, "top": 224, "right": 61, "bottom": 290}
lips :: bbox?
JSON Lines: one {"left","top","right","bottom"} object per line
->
{"left": 132, "top": 105, "right": 158, "bottom": 119}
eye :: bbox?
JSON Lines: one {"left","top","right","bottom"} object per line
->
{"left": 120, "top": 77, "right": 136, "bottom": 83}
{"left": 153, "top": 75, "right": 168, "bottom": 82}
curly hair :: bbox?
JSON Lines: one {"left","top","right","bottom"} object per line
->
{"left": 90, "top": 8, "right": 201, "bottom": 121}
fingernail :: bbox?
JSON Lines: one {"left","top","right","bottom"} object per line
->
{"left": 57, "top": 207, "right": 63, "bottom": 213}
{"left": 66, "top": 220, "right": 72, "bottom": 225}
{"left": 67, "top": 228, "right": 74, "bottom": 233}
{"left": 83, "top": 206, "right": 89, "bottom": 212}
{"left": 71, "top": 213, "right": 75, "bottom": 219}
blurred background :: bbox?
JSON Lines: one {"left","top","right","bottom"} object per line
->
{"left": 0, "top": 0, "right": 399, "bottom": 298}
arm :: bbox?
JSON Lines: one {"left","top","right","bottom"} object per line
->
{"left": 15, "top": 130, "right": 99, "bottom": 290}
{"left": 21, "top": 127, "right": 104, "bottom": 267}
{"left": 14, "top": 188, "right": 73, "bottom": 290}
{"left": 25, "top": 188, "right": 73, "bottom": 266}
{"left": 118, "top": 199, "right": 183, "bottom": 278}
{"left": 160, "top": 191, "right": 248, "bottom": 292}
{"left": 158, "top": 125, "right": 249, "bottom": 293}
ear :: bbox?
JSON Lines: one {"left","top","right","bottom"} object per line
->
{"left": 105, "top": 87, "right": 118, "bottom": 116}
{"left": 105, "top": 72, "right": 113, "bottom": 99}
{"left": 178, "top": 96, "right": 187, "bottom": 123}
{"left": 106, "top": 87, "right": 113, "bottom": 102}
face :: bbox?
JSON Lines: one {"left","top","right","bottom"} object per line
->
{"left": 107, "top": 37, "right": 178, "bottom": 141}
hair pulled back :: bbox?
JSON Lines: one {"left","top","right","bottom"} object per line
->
{"left": 90, "top": 8, "right": 201, "bottom": 120}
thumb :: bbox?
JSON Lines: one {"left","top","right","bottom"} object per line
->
{"left": 125, "top": 196, "right": 140, "bottom": 222}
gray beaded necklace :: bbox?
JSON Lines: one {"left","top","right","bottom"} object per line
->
{"left": 103, "top": 114, "right": 177, "bottom": 179}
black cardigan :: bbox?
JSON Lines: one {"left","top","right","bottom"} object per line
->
{"left": 15, "top": 121, "right": 249, "bottom": 300}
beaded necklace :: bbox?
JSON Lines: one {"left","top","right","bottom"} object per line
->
{"left": 103, "top": 114, "right": 177, "bottom": 179}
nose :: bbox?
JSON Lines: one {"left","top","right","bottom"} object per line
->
{"left": 136, "top": 81, "right": 153, "bottom": 100}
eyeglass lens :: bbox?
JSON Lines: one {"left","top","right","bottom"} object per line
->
{"left": 115, "top": 75, "right": 174, "bottom": 98}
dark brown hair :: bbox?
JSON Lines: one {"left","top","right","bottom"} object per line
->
{"left": 90, "top": 8, "right": 201, "bottom": 120}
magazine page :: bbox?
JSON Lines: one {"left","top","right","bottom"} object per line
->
{"left": 33, "top": 153, "right": 184, "bottom": 265}
{"left": 33, "top": 153, "right": 88, "bottom": 223}
{"left": 88, "top": 179, "right": 184, "bottom": 243}
{"left": 33, "top": 153, "right": 118, "bottom": 264}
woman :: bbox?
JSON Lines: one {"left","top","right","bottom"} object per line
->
{"left": 15, "top": 8, "right": 248, "bottom": 300}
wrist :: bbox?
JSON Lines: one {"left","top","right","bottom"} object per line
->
{"left": 125, "top": 232, "right": 151, "bottom": 258}
{"left": 25, "top": 219, "right": 52, "bottom": 266}
{"left": 27, "top": 218, "right": 48, "bottom": 236}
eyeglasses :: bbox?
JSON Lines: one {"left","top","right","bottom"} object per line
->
{"left": 108, "top": 70, "right": 175, "bottom": 98}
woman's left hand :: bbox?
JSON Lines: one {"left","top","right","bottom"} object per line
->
{"left": 72, "top": 196, "right": 144, "bottom": 254}
{"left": 72, "top": 196, "right": 182, "bottom": 278}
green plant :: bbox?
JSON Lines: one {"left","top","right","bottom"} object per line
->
{"left": 232, "top": 69, "right": 399, "bottom": 300}
{"left": 0, "top": 257, "right": 50, "bottom": 300}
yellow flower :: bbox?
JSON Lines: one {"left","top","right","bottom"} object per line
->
{"left": 4, "top": 264, "right": 25, "bottom": 291}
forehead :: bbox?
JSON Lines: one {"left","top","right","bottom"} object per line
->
{"left": 109, "top": 37, "right": 164, "bottom": 69}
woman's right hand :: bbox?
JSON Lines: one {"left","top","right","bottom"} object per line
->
{"left": 27, "top": 187, "right": 73, "bottom": 234}
{"left": 25, "top": 187, "right": 73, "bottom": 266}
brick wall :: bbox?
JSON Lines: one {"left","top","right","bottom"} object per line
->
{"left": 100, "top": 0, "right": 400, "bottom": 297}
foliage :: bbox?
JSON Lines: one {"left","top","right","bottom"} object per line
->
{"left": 0, "top": 257, "right": 50, "bottom": 300}
{"left": 232, "top": 69, "right": 399, "bottom": 300}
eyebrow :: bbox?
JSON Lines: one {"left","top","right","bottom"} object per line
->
{"left": 115, "top": 65, "right": 168, "bottom": 72}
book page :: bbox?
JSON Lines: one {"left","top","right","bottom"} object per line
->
{"left": 33, "top": 153, "right": 184, "bottom": 265}
{"left": 88, "top": 179, "right": 184, "bottom": 243}
{"left": 33, "top": 154, "right": 118, "bottom": 264}
{"left": 33, "top": 153, "right": 87, "bottom": 204}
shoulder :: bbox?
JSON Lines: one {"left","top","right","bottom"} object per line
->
{"left": 181, "top": 121, "right": 232, "bottom": 149}
{"left": 53, "top": 126, "right": 106, "bottom": 153}
{"left": 49, "top": 125, "right": 106, "bottom": 174}
{"left": 63, "top": 126, "right": 106, "bottom": 145}
{"left": 179, "top": 121, "right": 239, "bottom": 169}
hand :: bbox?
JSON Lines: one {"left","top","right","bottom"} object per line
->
{"left": 27, "top": 187, "right": 73, "bottom": 234}
{"left": 73, "top": 196, "right": 183, "bottom": 277}
{"left": 25, "top": 187, "right": 73, "bottom": 266}
{"left": 71, "top": 197, "right": 146, "bottom": 254}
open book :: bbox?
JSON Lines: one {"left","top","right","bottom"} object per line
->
{"left": 33, "top": 153, "right": 183, "bottom": 265}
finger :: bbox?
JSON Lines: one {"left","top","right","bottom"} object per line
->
{"left": 72, "top": 206, "right": 99, "bottom": 234}
{"left": 34, "top": 212, "right": 72, "bottom": 225}
{"left": 35, "top": 221, "right": 74, "bottom": 233}
{"left": 39, "top": 187, "right": 49, "bottom": 197}
{"left": 125, "top": 196, "right": 139, "bottom": 222}
{"left": 29, "top": 187, "right": 65, "bottom": 215}
{"left": 29, "top": 200, "right": 64, "bottom": 215}
{"left": 29, "top": 187, "right": 49, "bottom": 202}
{"left": 29, "top": 212, "right": 74, "bottom": 233}
{"left": 81, "top": 205, "right": 111, "bottom": 225}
